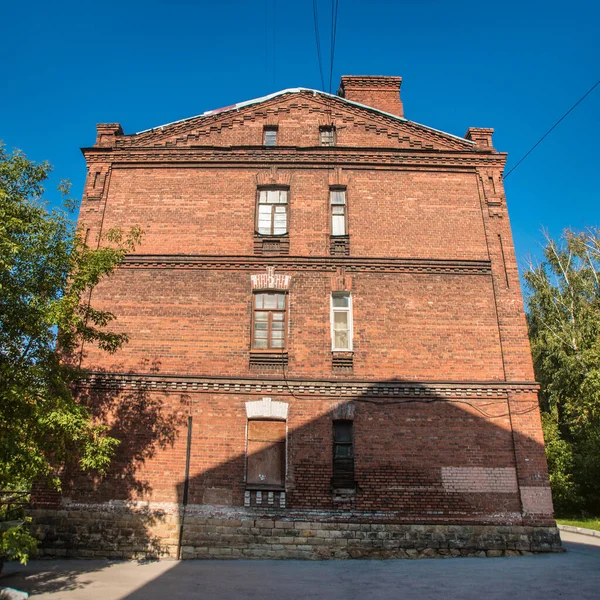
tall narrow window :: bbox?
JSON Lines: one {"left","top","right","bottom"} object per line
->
{"left": 247, "top": 419, "right": 286, "bottom": 488}
{"left": 252, "top": 292, "right": 287, "bottom": 350}
{"left": 331, "top": 293, "right": 352, "bottom": 351}
{"left": 263, "top": 126, "right": 278, "bottom": 146}
{"left": 257, "top": 189, "right": 288, "bottom": 236}
{"left": 330, "top": 189, "right": 347, "bottom": 236}
{"left": 320, "top": 126, "right": 336, "bottom": 146}
{"left": 332, "top": 420, "right": 355, "bottom": 489}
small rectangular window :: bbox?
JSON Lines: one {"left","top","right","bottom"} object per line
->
{"left": 330, "top": 189, "right": 347, "bottom": 236}
{"left": 247, "top": 420, "right": 286, "bottom": 488}
{"left": 332, "top": 420, "right": 355, "bottom": 489}
{"left": 331, "top": 292, "right": 352, "bottom": 351}
{"left": 252, "top": 292, "right": 287, "bottom": 350}
{"left": 319, "top": 126, "right": 336, "bottom": 146}
{"left": 263, "top": 126, "right": 278, "bottom": 146}
{"left": 257, "top": 189, "right": 288, "bottom": 236}
{"left": 320, "top": 126, "right": 336, "bottom": 146}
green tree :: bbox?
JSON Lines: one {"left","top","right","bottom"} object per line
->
{"left": 525, "top": 228, "right": 600, "bottom": 514}
{"left": 0, "top": 143, "right": 141, "bottom": 495}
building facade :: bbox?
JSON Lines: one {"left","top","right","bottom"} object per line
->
{"left": 32, "top": 76, "right": 561, "bottom": 558}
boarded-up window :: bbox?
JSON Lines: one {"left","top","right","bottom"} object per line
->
{"left": 247, "top": 420, "right": 286, "bottom": 488}
{"left": 332, "top": 420, "right": 355, "bottom": 489}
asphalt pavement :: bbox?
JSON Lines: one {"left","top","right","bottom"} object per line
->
{"left": 1, "top": 531, "right": 598, "bottom": 600}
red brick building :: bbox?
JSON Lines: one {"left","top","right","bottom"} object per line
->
{"left": 33, "top": 75, "right": 561, "bottom": 558}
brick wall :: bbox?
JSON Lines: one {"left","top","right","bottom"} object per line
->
{"left": 37, "top": 77, "right": 557, "bottom": 557}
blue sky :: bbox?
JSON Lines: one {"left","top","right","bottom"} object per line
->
{"left": 1, "top": 0, "right": 598, "bottom": 274}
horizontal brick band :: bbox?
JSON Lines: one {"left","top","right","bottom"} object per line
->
{"left": 121, "top": 254, "right": 492, "bottom": 275}
{"left": 84, "top": 147, "right": 506, "bottom": 170}
{"left": 80, "top": 371, "right": 538, "bottom": 399}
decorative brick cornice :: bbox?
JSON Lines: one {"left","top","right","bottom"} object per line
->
{"left": 80, "top": 371, "right": 539, "bottom": 399}
{"left": 121, "top": 255, "right": 492, "bottom": 276}
{"left": 82, "top": 146, "right": 507, "bottom": 170}
{"left": 117, "top": 91, "right": 473, "bottom": 152}
{"left": 340, "top": 75, "right": 402, "bottom": 90}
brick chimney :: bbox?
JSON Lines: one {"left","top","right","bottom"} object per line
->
{"left": 338, "top": 76, "right": 404, "bottom": 118}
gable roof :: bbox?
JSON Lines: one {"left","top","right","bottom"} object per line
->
{"left": 132, "top": 88, "right": 475, "bottom": 149}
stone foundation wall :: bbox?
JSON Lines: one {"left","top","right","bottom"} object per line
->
{"left": 30, "top": 504, "right": 562, "bottom": 560}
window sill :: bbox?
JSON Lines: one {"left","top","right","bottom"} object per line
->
{"left": 250, "top": 351, "right": 289, "bottom": 368}
{"left": 245, "top": 484, "right": 285, "bottom": 491}
{"left": 332, "top": 351, "right": 353, "bottom": 371}
{"left": 254, "top": 234, "right": 290, "bottom": 255}
{"left": 330, "top": 235, "right": 350, "bottom": 256}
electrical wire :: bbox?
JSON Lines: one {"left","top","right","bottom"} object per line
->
{"left": 328, "top": 0, "right": 340, "bottom": 94}
{"left": 312, "top": 0, "right": 326, "bottom": 91}
{"left": 504, "top": 79, "right": 600, "bottom": 179}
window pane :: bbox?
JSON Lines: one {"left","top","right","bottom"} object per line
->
{"left": 254, "top": 295, "right": 263, "bottom": 308}
{"left": 332, "top": 214, "right": 345, "bottom": 236}
{"left": 264, "top": 130, "right": 277, "bottom": 146}
{"left": 267, "top": 190, "right": 279, "bottom": 204}
{"left": 333, "top": 311, "right": 348, "bottom": 329}
{"left": 332, "top": 294, "right": 350, "bottom": 308}
{"left": 277, "top": 295, "right": 285, "bottom": 309}
{"left": 331, "top": 190, "right": 346, "bottom": 205}
{"left": 271, "top": 330, "right": 284, "bottom": 339}
{"left": 279, "top": 190, "right": 288, "bottom": 204}
{"left": 335, "top": 445, "right": 352, "bottom": 458}
{"left": 273, "top": 225, "right": 287, "bottom": 235}
{"left": 259, "top": 190, "right": 268, "bottom": 203}
{"left": 255, "top": 311, "right": 268, "bottom": 321}
{"left": 258, "top": 204, "right": 273, "bottom": 234}
{"left": 272, "top": 312, "right": 284, "bottom": 321}
{"left": 334, "top": 421, "right": 353, "bottom": 442}
{"left": 253, "top": 338, "right": 268, "bottom": 349}
{"left": 332, "top": 205, "right": 345, "bottom": 215}
{"left": 271, "top": 321, "right": 284, "bottom": 331}
{"left": 334, "top": 330, "right": 349, "bottom": 349}
{"left": 254, "top": 330, "right": 268, "bottom": 339}
{"left": 263, "top": 294, "right": 277, "bottom": 309}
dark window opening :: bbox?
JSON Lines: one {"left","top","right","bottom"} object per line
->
{"left": 332, "top": 420, "right": 355, "bottom": 489}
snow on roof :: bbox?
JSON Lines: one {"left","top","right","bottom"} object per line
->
{"left": 135, "top": 87, "right": 474, "bottom": 145}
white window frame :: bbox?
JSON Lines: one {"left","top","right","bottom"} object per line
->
{"left": 330, "top": 292, "right": 353, "bottom": 351}
{"left": 256, "top": 189, "right": 288, "bottom": 236}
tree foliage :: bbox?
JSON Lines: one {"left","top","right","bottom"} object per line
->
{"left": 525, "top": 228, "right": 600, "bottom": 514}
{"left": 0, "top": 144, "right": 141, "bottom": 492}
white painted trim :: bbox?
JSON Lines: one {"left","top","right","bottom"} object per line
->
{"left": 245, "top": 397, "right": 288, "bottom": 420}
{"left": 330, "top": 292, "right": 353, "bottom": 352}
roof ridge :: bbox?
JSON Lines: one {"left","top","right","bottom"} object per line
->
{"left": 133, "top": 88, "right": 475, "bottom": 146}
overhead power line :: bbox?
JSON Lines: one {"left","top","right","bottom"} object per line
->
{"left": 328, "top": 0, "right": 340, "bottom": 94}
{"left": 312, "top": 0, "right": 326, "bottom": 91}
{"left": 504, "top": 79, "right": 600, "bottom": 179}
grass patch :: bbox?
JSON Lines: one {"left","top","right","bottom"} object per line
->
{"left": 556, "top": 518, "right": 600, "bottom": 532}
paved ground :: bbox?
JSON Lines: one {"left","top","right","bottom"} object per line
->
{"left": 1, "top": 532, "right": 598, "bottom": 600}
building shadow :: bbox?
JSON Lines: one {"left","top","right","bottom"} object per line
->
{"left": 31, "top": 360, "right": 188, "bottom": 559}
{"left": 30, "top": 372, "right": 558, "bottom": 565}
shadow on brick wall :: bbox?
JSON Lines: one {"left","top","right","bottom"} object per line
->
{"left": 30, "top": 370, "right": 557, "bottom": 561}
